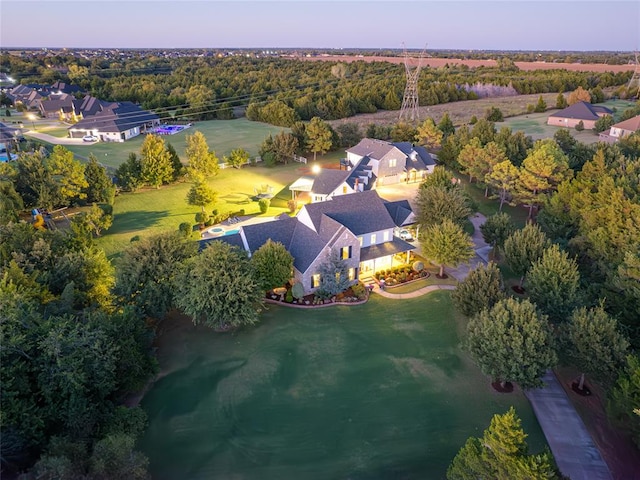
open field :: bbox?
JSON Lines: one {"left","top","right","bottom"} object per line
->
{"left": 139, "top": 292, "right": 546, "bottom": 480}
{"left": 301, "top": 55, "right": 638, "bottom": 73}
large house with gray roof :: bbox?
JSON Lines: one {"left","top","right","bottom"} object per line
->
{"left": 68, "top": 101, "right": 160, "bottom": 142}
{"left": 202, "top": 190, "right": 415, "bottom": 294}
{"left": 547, "top": 101, "right": 613, "bottom": 130}
{"left": 289, "top": 138, "right": 435, "bottom": 203}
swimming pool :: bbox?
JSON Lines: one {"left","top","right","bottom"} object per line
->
{"left": 152, "top": 124, "right": 191, "bottom": 135}
{"left": 0, "top": 152, "right": 18, "bottom": 162}
{"left": 207, "top": 226, "right": 240, "bottom": 237}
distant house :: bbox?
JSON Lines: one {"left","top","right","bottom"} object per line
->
{"left": 0, "top": 122, "right": 23, "bottom": 160}
{"left": 8, "top": 85, "right": 45, "bottom": 110}
{"left": 547, "top": 101, "right": 613, "bottom": 130}
{"left": 38, "top": 93, "right": 79, "bottom": 120}
{"left": 289, "top": 138, "right": 435, "bottom": 203}
{"left": 602, "top": 115, "right": 640, "bottom": 142}
{"left": 50, "top": 80, "right": 83, "bottom": 96}
{"left": 68, "top": 101, "right": 160, "bottom": 142}
{"left": 202, "top": 190, "right": 416, "bottom": 294}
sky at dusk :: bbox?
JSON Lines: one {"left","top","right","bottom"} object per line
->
{"left": 1, "top": 0, "right": 639, "bottom": 51}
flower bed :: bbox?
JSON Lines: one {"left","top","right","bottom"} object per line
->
{"left": 266, "top": 284, "right": 368, "bottom": 307}
{"left": 374, "top": 263, "right": 430, "bottom": 287}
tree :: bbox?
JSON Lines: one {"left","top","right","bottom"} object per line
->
{"left": 527, "top": 245, "right": 580, "bottom": 322}
{"left": 484, "top": 107, "right": 503, "bottom": 122}
{"left": 471, "top": 119, "right": 496, "bottom": 145}
{"left": 185, "top": 84, "right": 215, "bottom": 119}
{"left": 457, "top": 137, "right": 484, "bottom": 182}
{"left": 166, "top": 142, "right": 184, "bottom": 181}
{"left": 503, "top": 223, "right": 551, "bottom": 289}
{"left": 451, "top": 262, "right": 505, "bottom": 318}
{"left": 305, "top": 116, "right": 333, "bottom": 161}
{"left": 555, "top": 92, "right": 568, "bottom": 109}
{"left": 272, "top": 131, "right": 299, "bottom": 164}
{"left": 517, "top": 139, "right": 572, "bottom": 219}
{"left": 534, "top": 95, "right": 547, "bottom": 113}
{"left": 415, "top": 185, "right": 471, "bottom": 229}
{"left": 225, "top": 148, "right": 250, "bottom": 169}
{"left": 83, "top": 154, "right": 113, "bottom": 204}
{"left": 47, "top": 146, "right": 88, "bottom": 205}
{"left": 115, "top": 231, "right": 197, "bottom": 319}
{"left": 14, "top": 152, "right": 60, "bottom": 209}
{"left": 174, "top": 241, "right": 263, "bottom": 329}
{"left": 567, "top": 86, "right": 591, "bottom": 105}
{"left": 250, "top": 239, "right": 294, "bottom": 292}
{"left": 480, "top": 212, "right": 516, "bottom": 258}
{"left": 140, "top": 134, "right": 173, "bottom": 188}
{"left": 420, "top": 219, "right": 474, "bottom": 277}
{"left": 564, "top": 305, "right": 629, "bottom": 391}
{"left": 593, "top": 115, "right": 614, "bottom": 133}
{"left": 186, "top": 177, "right": 217, "bottom": 214}
{"left": 447, "top": 407, "right": 559, "bottom": 480}
{"left": 115, "top": 153, "right": 142, "bottom": 192}
{"left": 390, "top": 122, "right": 417, "bottom": 143}
{"left": 438, "top": 113, "right": 455, "bottom": 138}
{"left": 316, "top": 249, "right": 352, "bottom": 298}
{"left": 73, "top": 203, "right": 113, "bottom": 237}
{"left": 0, "top": 181, "right": 24, "bottom": 224}
{"left": 466, "top": 297, "right": 557, "bottom": 389}
{"left": 415, "top": 117, "right": 444, "bottom": 150}
{"left": 185, "top": 130, "right": 218, "bottom": 177}
{"left": 608, "top": 354, "right": 640, "bottom": 447}
{"left": 486, "top": 159, "right": 520, "bottom": 212}
{"left": 420, "top": 165, "right": 456, "bottom": 190}
{"left": 335, "top": 122, "right": 362, "bottom": 148}
{"left": 89, "top": 434, "right": 150, "bottom": 480}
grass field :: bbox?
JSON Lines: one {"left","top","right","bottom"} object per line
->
{"left": 63, "top": 118, "right": 287, "bottom": 169}
{"left": 139, "top": 292, "right": 546, "bottom": 480}
{"left": 97, "top": 160, "right": 318, "bottom": 258}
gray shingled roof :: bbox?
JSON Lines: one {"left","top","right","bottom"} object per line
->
{"left": 384, "top": 200, "right": 415, "bottom": 227}
{"left": 40, "top": 94, "right": 75, "bottom": 115}
{"left": 311, "top": 169, "right": 351, "bottom": 195}
{"left": 302, "top": 190, "right": 397, "bottom": 235}
{"left": 0, "top": 122, "right": 23, "bottom": 143}
{"left": 548, "top": 101, "right": 613, "bottom": 121}
{"left": 347, "top": 138, "right": 397, "bottom": 159}
{"left": 360, "top": 237, "right": 414, "bottom": 262}
{"left": 70, "top": 101, "right": 159, "bottom": 133}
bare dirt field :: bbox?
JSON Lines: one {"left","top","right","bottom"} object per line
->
{"left": 327, "top": 92, "right": 562, "bottom": 129}
{"left": 301, "top": 55, "right": 637, "bottom": 73}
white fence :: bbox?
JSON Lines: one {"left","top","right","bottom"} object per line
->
{"left": 219, "top": 155, "right": 263, "bottom": 169}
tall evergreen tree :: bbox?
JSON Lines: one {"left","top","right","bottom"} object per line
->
{"left": 140, "top": 134, "right": 173, "bottom": 188}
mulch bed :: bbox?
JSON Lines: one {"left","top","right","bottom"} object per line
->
{"left": 511, "top": 285, "right": 526, "bottom": 294}
{"left": 571, "top": 382, "right": 592, "bottom": 397}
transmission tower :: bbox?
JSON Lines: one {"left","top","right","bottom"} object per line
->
{"left": 628, "top": 51, "right": 640, "bottom": 98}
{"left": 399, "top": 44, "right": 427, "bottom": 122}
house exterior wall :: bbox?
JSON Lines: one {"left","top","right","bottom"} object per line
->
{"left": 347, "top": 152, "right": 364, "bottom": 164}
{"left": 547, "top": 117, "right": 597, "bottom": 130}
{"left": 299, "top": 231, "right": 360, "bottom": 294}
{"left": 358, "top": 228, "right": 394, "bottom": 248}
{"left": 609, "top": 126, "right": 634, "bottom": 138}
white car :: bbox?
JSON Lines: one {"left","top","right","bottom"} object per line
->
{"left": 399, "top": 229, "right": 414, "bottom": 241}
{"left": 82, "top": 135, "right": 98, "bottom": 142}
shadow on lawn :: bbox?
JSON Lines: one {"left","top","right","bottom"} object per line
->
{"left": 111, "top": 210, "right": 170, "bottom": 233}
{"left": 220, "top": 192, "right": 253, "bottom": 205}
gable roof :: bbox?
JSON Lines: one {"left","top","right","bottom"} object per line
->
{"left": 384, "top": 199, "right": 415, "bottom": 227}
{"left": 548, "top": 101, "right": 613, "bottom": 121}
{"left": 611, "top": 114, "right": 640, "bottom": 133}
{"left": 50, "top": 81, "right": 83, "bottom": 95}
{"left": 311, "top": 168, "right": 351, "bottom": 195}
{"left": 70, "top": 101, "right": 159, "bottom": 133}
{"left": 302, "top": 190, "right": 397, "bottom": 235}
{"left": 347, "top": 138, "right": 398, "bottom": 159}
{"left": 40, "top": 93, "right": 75, "bottom": 114}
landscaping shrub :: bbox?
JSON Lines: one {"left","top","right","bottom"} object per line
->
{"left": 412, "top": 261, "right": 424, "bottom": 272}
{"left": 485, "top": 107, "right": 503, "bottom": 122}
{"left": 575, "top": 121, "right": 584, "bottom": 131}
{"left": 287, "top": 199, "right": 298, "bottom": 213}
{"left": 285, "top": 288, "right": 293, "bottom": 303}
{"left": 259, "top": 198, "right": 270, "bottom": 213}
{"left": 178, "top": 222, "right": 193, "bottom": 238}
{"left": 195, "top": 211, "right": 209, "bottom": 226}
{"left": 291, "top": 282, "right": 304, "bottom": 300}
{"left": 351, "top": 282, "right": 366, "bottom": 300}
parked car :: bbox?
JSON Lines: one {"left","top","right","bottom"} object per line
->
{"left": 82, "top": 135, "right": 98, "bottom": 142}
{"left": 399, "top": 229, "right": 413, "bottom": 241}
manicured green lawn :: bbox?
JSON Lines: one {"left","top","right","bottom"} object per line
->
{"left": 63, "top": 118, "right": 287, "bottom": 169}
{"left": 96, "top": 161, "right": 316, "bottom": 258}
{"left": 139, "top": 292, "right": 545, "bottom": 480}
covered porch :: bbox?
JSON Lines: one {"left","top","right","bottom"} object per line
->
{"left": 359, "top": 238, "right": 415, "bottom": 276}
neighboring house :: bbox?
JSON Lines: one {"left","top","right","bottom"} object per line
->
{"left": 289, "top": 138, "right": 435, "bottom": 203}
{"left": 39, "top": 93, "right": 78, "bottom": 120}
{"left": 600, "top": 115, "right": 640, "bottom": 142}
{"left": 50, "top": 80, "right": 83, "bottom": 96}
{"left": 0, "top": 122, "right": 23, "bottom": 160}
{"left": 202, "top": 190, "right": 416, "bottom": 294}
{"left": 346, "top": 138, "right": 436, "bottom": 186}
{"left": 547, "top": 101, "right": 613, "bottom": 130}
{"left": 68, "top": 101, "right": 160, "bottom": 142}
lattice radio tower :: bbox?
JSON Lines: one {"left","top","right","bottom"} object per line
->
{"left": 628, "top": 51, "right": 640, "bottom": 98}
{"left": 399, "top": 43, "right": 427, "bottom": 122}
